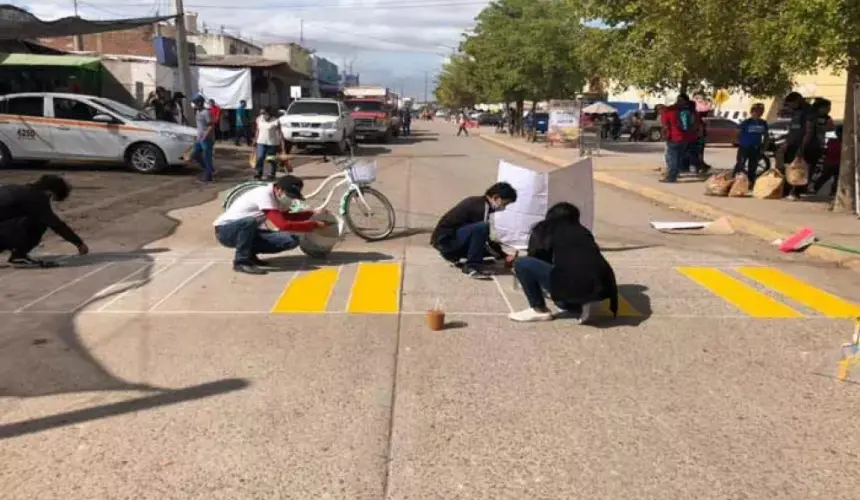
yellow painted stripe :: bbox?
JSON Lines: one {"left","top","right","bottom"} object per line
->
{"left": 347, "top": 262, "right": 401, "bottom": 314}
{"left": 596, "top": 296, "right": 642, "bottom": 317}
{"left": 737, "top": 267, "right": 860, "bottom": 318}
{"left": 271, "top": 268, "right": 339, "bottom": 313}
{"left": 677, "top": 267, "right": 803, "bottom": 318}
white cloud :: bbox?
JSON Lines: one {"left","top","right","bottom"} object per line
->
{"left": 14, "top": 0, "right": 488, "bottom": 97}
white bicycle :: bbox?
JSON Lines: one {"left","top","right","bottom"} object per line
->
{"left": 223, "top": 153, "right": 396, "bottom": 242}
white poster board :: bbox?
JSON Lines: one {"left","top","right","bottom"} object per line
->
{"left": 290, "top": 85, "right": 302, "bottom": 99}
{"left": 493, "top": 158, "right": 594, "bottom": 249}
{"left": 195, "top": 67, "right": 252, "bottom": 108}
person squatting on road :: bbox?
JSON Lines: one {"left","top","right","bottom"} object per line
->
{"left": 0, "top": 175, "right": 89, "bottom": 268}
{"left": 214, "top": 176, "right": 331, "bottom": 275}
{"left": 430, "top": 182, "right": 517, "bottom": 279}
{"left": 509, "top": 202, "right": 618, "bottom": 324}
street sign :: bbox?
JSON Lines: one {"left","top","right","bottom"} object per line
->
{"left": 714, "top": 89, "right": 730, "bottom": 105}
{"left": 290, "top": 86, "right": 302, "bottom": 99}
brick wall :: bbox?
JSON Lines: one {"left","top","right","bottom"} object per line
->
{"left": 39, "top": 24, "right": 176, "bottom": 57}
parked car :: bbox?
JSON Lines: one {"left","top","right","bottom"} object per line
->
{"left": 638, "top": 110, "right": 663, "bottom": 141}
{"left": 478, "top": 112, "right": 502, "bottom": 126}
{"left": 703, "top": 117, "right": 739, "bottom": 144}
{"left": 0, "top": 92, "right": 197, "bottom": 173}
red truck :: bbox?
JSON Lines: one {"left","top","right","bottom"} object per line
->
{"left": 343, "top": 86, "right": 400, "bottom": 142}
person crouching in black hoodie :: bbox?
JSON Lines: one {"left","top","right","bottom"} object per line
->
{"left": 430, "top": 182, "right": 517, "bottom": 278}
{"left": 509, "top": 202, "right": 617, "bottom": 324}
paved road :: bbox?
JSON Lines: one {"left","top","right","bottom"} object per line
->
{"left": 1, "top": 122, "right": 858, "bottom": 499}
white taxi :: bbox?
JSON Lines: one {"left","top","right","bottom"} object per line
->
{"left": 0, "top": 92, "right": 198, "bottom": 173}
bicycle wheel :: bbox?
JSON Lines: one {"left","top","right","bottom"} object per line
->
{"left": 343, "top": 186, "right": 395, "bottom": 241}
{"left": 223, "top": 180, "right": 268, "bottom": 209}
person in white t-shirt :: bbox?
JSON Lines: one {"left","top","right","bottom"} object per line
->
{"left": 214, "top": 175, "right": 330, "bottom": 275}
{"left": 254, "top": 106, "right": 282, "bottom": 181}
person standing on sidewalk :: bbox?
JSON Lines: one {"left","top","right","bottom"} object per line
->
{"left": 234, "top": 100, "right": 251, "bottom": 146}
{"left": 813, "top": 124, "right": 842, "bottom": 196}
{"left": 733, "top": 103, "right": 769, "bottom": 187}
{"left": 191, "top": 95, "right": 216, "bottom": 182}
{"left": 253, "top": 107, "right": 281, "bottom": 181}
{"left": 659, "top": 94, "right": 694, "bottom": 183}
{"left": 780, "top": 92, "right": 814, "bottom": 200}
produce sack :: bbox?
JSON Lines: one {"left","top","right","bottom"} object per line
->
{"left": 752, "top": 168, "right": 784, "bottom": 199}
{"left": 704, "top": 171, "right": 735, "bottom": 197}
{"left": 785, "top": 158, "right": 809, "bottom": 186}
{"left": 728, "top": 173, "right": 750, "bottom": 197}
{"left": 248, "top": 150, "right": 257, "bottom": 169}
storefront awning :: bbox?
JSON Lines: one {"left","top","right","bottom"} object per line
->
{"left": 0, "top": 53, "right": 102, "bottom": 69}
{"left": 0, "top": 4, "right": 176, "bottom": 40}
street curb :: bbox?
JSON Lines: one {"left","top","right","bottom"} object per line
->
{"left": 479, "top": 134, "right": 860, "bottom": 272}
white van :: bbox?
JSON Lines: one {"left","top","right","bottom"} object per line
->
{"left": 0, "top": 92, "right": 198, "bottom": 173}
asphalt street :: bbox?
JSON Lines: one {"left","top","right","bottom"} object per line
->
{"left": 1, "top": 122, "right": 858, "bottom": 499}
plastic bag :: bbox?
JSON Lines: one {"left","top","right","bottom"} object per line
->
{"left": 704, "top": 171, "right": 735, "bottom": 196}
{"left": 786, "top": 158, "right": 809, "bottom": 186}
{"left": 729, "top": 173, "right": 750, "bottom": 197}
{"left": 753, "top": 168, "right": 784, "bottom": 199}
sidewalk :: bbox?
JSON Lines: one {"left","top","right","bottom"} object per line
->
{"left": 481, "top": 133, "right": 860, "bottom": 271}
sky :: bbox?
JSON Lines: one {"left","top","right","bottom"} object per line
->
{"left": 13, "top": 0, "right": 492, "bottom": 99}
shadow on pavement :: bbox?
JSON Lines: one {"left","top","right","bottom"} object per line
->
{"left": 274, "top": 250, "right": 395, "bottom": 266}
{"left": 396, "top": 135, "right": 438, "bottom": 145}
{"left": 601, "top": 244, "right": 661, "bottom": 252}
{"left": 355, "top": 145, "right": 392, "bottom": 157}
{"left": 0, "top": 378, "right": 249, "bottom": 440}
{"left": 596, "top": 284, "right": 652, "bottom": 328}
{"left": 384, "top": 227, "right": 432, "bottom": 241}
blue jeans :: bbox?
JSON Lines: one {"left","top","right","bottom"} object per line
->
{"left": 192, "top": 137, "right": 215, "bottom": 180}
{"left": 255, "top": 144, "right": 278, "bottom": 177}
{"left": 514, "top": 256, "right": 580, "bottom": 311}
{"left": 665, "top": 141, "right": 688, "bottom": 181}
{"left": 215, "top": 217, "right": 299, "bottom": 264}
{"left": 436, "top": 221, "right": 489, "bottom": 266}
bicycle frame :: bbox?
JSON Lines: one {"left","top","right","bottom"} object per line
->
{"left": 293, "top": 166, "right": 375, "bottom": 238}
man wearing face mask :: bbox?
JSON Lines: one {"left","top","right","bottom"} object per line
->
{"left": 430, "top": 182, "right": 518, "bottom": 278}
{"left": 214, "top": 175, "right": 330, "bottom": 275}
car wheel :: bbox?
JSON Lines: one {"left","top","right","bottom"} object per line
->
{"left": 383, "top": 129, "right": 393, "bottom": 143}
{"left": 0, "top": 141, "right": 12, "bottom": 168}
{"left": 648, "top": 128, "right": 663, "bottom": 142}
{"left": 126, "top": 143, "right": 167, "bottom": 174}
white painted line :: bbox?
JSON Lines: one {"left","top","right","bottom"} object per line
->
{"left": 66, "top": 261, "right": 163, "bottom": 312}
{"left": 0, "top": 255, "right": 76, "bottom": 285}
{"left": 96, "top": 260, "right": 179, "bottom": 312}
{"left": 492, "top": 276, "right": 515, "bottom": 314}
{"left": 147, "top": 261, "right": 214, "bottom": 312}
{"left": 14, "top": 263, "right": 115, "bottom": 313}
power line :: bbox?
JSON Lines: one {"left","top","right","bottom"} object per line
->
{"left": 82, "top": 0, "right": 489, "bottom": 12}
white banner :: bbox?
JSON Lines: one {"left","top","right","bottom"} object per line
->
{"left": 195, "top": 67, "right": 252, "bottom": 109}
{"left": 493, "top": 158, "right": 594, "bottom": 249}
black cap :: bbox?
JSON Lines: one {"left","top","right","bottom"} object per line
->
{"left": 275, "top": 175, "right": 305, "bottom": 200}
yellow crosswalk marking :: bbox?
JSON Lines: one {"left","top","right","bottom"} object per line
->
{"left": 596, "top": 296, "right": 642, "bottom": 317}
{"left": 737, "top": 267, "right": 860, "bottom": 318}
{"left": 677, "top": 267, "right": 803, "bottom": 318}
{"left": 347, "top": 262, "right": 401, "bottom": 314}
{"left": 271, "top": 268, "right": 339, "bottom": 313}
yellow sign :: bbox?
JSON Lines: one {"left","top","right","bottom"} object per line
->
{"left": 714, "top": 89, "right": 730, "bottom": 105}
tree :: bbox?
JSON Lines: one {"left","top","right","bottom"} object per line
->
{"left": 434, "top": 54, "right": 481, "bottom": 110}
{"left": 461, "top": 0, "right": 587, "bottom": 134}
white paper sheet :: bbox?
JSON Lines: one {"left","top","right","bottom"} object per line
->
{"left": 195, "top": 67, "right": 252, "bottom": 109}
{"left": 649, "top": 221, "right": 708, "bottom": 230}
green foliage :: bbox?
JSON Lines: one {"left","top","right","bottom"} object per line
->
{"left": 434, "top": 55, "right": 480, "bottom": 109}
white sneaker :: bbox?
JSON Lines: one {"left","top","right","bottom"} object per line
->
{"left": 576, "top": 302, "right": 595, "bottom": 325}
{"left": 508, "top": 308, "right": 553, "bottom": 322}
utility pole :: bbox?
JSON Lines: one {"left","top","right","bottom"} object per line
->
{"left": 72, "top": 0, "right": 83, "bottom": 51}
{"left": 300, "top": 19, "right": 304, "bottom": 45}
{"left": 173, "top": 0, "right": 194, "bottom": 125}
{"left": 424, "top": 71, "right": 428, "bottom": 104}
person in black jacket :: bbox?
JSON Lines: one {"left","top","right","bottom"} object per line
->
{"left": 430, "top": 182, "right": 517, "bottom": 278}
{"left": 510, "top": 202, "right": 618, "bottom": 324}
{"left": 0, "top": 175, "right": 89, "bottom": 268}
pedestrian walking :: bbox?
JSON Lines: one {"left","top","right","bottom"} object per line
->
{"left": 456, "top": 112, "right": 469, "bottom": 136}
{"left": 234, "top": 99, "right": 251, "bottom": 146}
{"left": 733, "top": 103, "right": 768, "bottom": 187}
{"left": 254, "top": 107, "right": 281, "bottom": 181}
{"left": 191, "top": 94, "right": 216, "bottom": 182}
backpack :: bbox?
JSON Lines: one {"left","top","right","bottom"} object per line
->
{"left": 678, "top": 108, "right": 693, "bottom": 132}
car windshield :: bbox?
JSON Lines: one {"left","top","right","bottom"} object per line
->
{"left": 346, "top": 100, "right": 384, "bottom": 112}
{"left": 288, "top": 101, "right": 340, "bottom": 116}
{"left": 92, "top": 97, "right": 151, "bottom": 121}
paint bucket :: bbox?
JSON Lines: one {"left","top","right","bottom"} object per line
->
{"left": 426, "top": 309, "right": 445, "bottom": 331}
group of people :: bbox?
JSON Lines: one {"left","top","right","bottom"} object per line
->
{"left": 657, "top": 93, "right": 712, "bottom": 183}
{"left": 430, "top": 183, "right": 618, "bottom": 324}
{"left": 144, "top": 86, "right": 187, "bottom": 125}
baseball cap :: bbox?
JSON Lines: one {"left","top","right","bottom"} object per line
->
{"left": 275, "top": 175, "right": 305, "bottom": 200}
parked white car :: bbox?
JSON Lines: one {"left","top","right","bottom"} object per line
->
{"left": 279, "top": 98, "right": 354, "bottom": 154}
{"left": 0, "top": 92, "right": 197, "bottom": 173}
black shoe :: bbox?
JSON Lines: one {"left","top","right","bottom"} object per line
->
{"left": 233, "top": 262, "right": 267, "bottom": 275}
{"left": 485, "top": 243, "right": 505, "bottom": 261}
{"left": 264, "top": 175, "right": 276, "bottom": 181}
{"left": 249, "top": 256, "right": 270, "bottom": 267}
{"left": 9, "top": 255, "right": 58, "bottom": 268}
{"left": 462, "top": 265, "right": 491, "bottom": 279}
{"left": 252, "top": 174, "right": 263, "bottom": 181}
